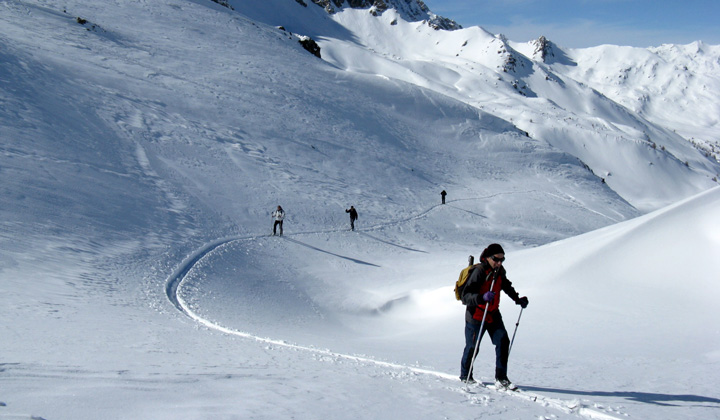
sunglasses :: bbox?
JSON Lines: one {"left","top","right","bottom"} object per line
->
{"left": 489, "top": 256, "right": 505, "bottom": 262}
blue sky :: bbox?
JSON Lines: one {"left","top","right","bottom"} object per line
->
{"left": 423, "top": 0, "right": 720, "bottom": 48}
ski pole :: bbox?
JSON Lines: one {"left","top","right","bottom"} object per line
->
{"left": 507, "top": 307, "right": 524, "bottom": 357}
{"left": 465, "top": 268, "right": 498, "bottom": 388}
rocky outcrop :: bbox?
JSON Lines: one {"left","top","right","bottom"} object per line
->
{"left": 210, "top": 0, "right": 234, "bottom": 10}
{"left": 298, "top": 36, "right": 322, "bottom": 58}
{"left": 308, "top": 0, "right": 460, "bottom": 30}
{"left": 532, "top": 36, "right": 553, "bottom": 62}
{"left": 529, "top": 35, "right": 575, "bottom": 66}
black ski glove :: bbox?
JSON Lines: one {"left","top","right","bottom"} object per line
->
{"left": 517, "top": 296, "right": 528, "bottom": 308}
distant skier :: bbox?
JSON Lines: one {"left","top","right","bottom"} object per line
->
{"left": 345, "top": 206, "right": 358, "bottom": 231}
{"left": 441, "top": 190, "right": 447, "bottom": 204}
{"left": 272, "top": 205, "right": 285, "bottom": 236}
{"left": 459, "top": 243, "right": 528, "bottom": 389}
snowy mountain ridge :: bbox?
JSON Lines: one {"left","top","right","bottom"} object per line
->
{"left": 286, "top": 0, "right": 720, "bottom": 154}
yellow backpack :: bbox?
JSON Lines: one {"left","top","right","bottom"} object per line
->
{"left": 454, "top": 257, "right": 479, "bottom": 300}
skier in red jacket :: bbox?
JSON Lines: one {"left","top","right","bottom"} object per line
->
{"left": 459, "top": 243, "right": 528, "bottom": 389}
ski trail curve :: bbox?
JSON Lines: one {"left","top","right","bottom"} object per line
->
{"left": 166, "top": 252, "right": 619, "bottom": 419}
{"left": 165, "top": 235, "right": 252, "bottom": 313}
{"left": 163, "top": 196, "right": 624, "bottom": 420}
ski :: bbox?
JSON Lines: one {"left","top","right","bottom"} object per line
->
{"left": 462, "top": 380, "right": 541, "bottom": 404}
{"left": 489, "top": 379, "right": 518, "bottom": 391}
{"left": 483, "top": 382, "right": 532, "bottom": 397}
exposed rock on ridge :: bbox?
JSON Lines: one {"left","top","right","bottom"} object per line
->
{"left": 532, "top": 36, "right": 553, "bottom": 61}
{"left": 308, "top": 0, "right": 460, "bottom": 30}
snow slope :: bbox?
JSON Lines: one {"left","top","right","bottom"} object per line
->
{"left": 1, "top": 0, "right": 719, "bottom": 419}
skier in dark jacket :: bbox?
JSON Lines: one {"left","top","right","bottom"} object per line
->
{"left": 345, "top": 206, "right": 358, "bottom": 231}
{"left": 459, "top": 243, "right": 528, "bottom": 389}
{"left": 441, "top": 190, "right": 447, "bottom": 204}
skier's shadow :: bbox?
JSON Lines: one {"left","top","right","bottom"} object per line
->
{"left": 283, "top": 237, "right": 381, "bottom": 267}
{"left": 522, "top": 385, "right": 720, "bottom": 407}
{"left": 446, "top": 204, "right": 487, "bottom": 219}
{"left": 357, "top": 232, "right": 427, "bottom": 253}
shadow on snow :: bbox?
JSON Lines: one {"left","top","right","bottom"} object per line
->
{"left": 357, "top": 231, "right": 428, "bottom": 253}
{"left": 282, "top": 237, "right": 381, "bottom": 267}
{"left": 521, "top": 385, "right": 720, "bottom": 408}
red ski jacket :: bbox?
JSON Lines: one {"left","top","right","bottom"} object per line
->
{"left": 460, "top": 262, "right": 520, "bottom": 324}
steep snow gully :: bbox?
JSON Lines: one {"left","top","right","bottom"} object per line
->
{"left": 164, "top": 198, "right": 623, "bottom": 420}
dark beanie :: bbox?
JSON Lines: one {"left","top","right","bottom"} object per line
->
{"left": 481, "top": 243, "right": 505, "bottom": 260}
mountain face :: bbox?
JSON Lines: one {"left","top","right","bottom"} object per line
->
{"left": 237, "top": 0, "right": 719, "bottom": 211}
{"left": 551, "top": 41, "right": 720, "bottom": 159}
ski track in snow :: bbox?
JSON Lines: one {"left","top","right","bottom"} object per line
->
{"left": 164, "top": 195, "right": 623, "bottom": 419}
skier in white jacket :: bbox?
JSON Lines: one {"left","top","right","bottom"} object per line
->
{"left": 272, "top": 205, "right": 285, "bottom": 236}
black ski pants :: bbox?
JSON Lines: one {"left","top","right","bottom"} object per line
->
{"left": 273, "top": 220, "right": 283, "bottom": 235}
